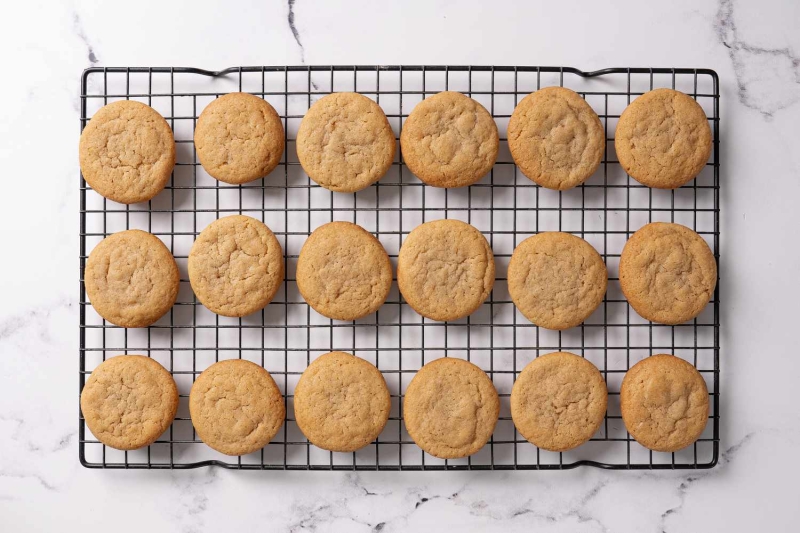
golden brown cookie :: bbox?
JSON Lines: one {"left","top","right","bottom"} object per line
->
{"left": 84, "top": 230, "right": 179, "bottom": 328}
{"left": 397, "top": 220, "right": 494, "bottom": 321}
{"left": 194, "top": 92, "right": 285, "bottom": 184}
{"left": 293, "top": 352, "right": 390, "bottom": 452}
{"left": 296, "top": 222, "right": 392, "bottom": 320}
{"left": 507, "top": 232, "right": 607, "bottom": 330}
{"left": 400, "top": 91, "right": 499, "bottom": 188}
{"left": 189, "top": 359, "right": 285, "bottom": 456}
{"left": 620, "top": 354, "right": 709, "bottom": 452}
{"left": 296, "top": 92, "right": 395, "bottom": 192}
{"left": 81, "top": 355, "right": 178, "bottom": 450}
{"left": 510, "top": 352, "right": 607, "bottom": 451}
{"left": 397, "top": 219, "right": 494, "bottom": 321}
{"left": 615, "top": 88, "right": 712, "bottom": 189}
{"left": 79, "top": 100, "right": 175, "bottom": 204}
{"left": 403, "top": 358, "right": 499, "bottom": 459}
{"left": 508, "top": 87, "right": 604, "bottom": 190}
{"left": 188, "top": 215, "right": 284, "bottom": 317}
{"left": 619, "top": 222, "right": 716, "bottom": 325}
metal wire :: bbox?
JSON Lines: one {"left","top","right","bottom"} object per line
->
{"left": 79, "top": 66, "right": 720, "bottom": 470}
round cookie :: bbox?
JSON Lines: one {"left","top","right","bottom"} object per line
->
{"left": 296, "top": 222, "right": 392, "bottom": 320}
{"left": 397, "top": 219, "right": 494, "bottom": 322}
{"left": 403, "top": 358, "right": 499, "bottom": 459}
{"left": 194, "top": 92, "right": 285, "bottom": 184}
{"left": 400, "top": 91, "right": 499, "bottom": 188}
{"left": 79, "top": 100, "right": 176, "bottom": 204}
{"left": 508, "top": 87, "right": 604, "bottom": 190}
{"left": 294, "top": 352, "right": 390, "bottom": 452}
{"left": 619, "top": 222, "right": 716, "bottom": 325}
{"left": 615, "top": 88, "right": 712, "bottom": 189}
{"left": 81, "top": 355, "right": 178, "bottom": 450}
{"left": 510, "top": 352, "right": 607, "bottom": 452}
{"left": 188, "top": 215, "right": 284, "bottom": 317}
{"left": 189, "top": 359, "right": 285, "bottom": 456}
{"left": 296, "top": 92, "right": 395, "bottom": 192}
{"left": 84, "top": 230, "right": 179, "bottom": 328}
{"left": 507, "top": 232, "right": 607, "bottom": 330}
{"left": 620, "top": 354, "right": 709, "bottom": 452}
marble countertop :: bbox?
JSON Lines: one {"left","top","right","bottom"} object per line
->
{"left": 2, "top": 0, "right": 799, "bottom": 530}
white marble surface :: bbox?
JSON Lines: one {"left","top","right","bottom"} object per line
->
{"left": 2, "top": 0, "right": 800, "bottom": 530}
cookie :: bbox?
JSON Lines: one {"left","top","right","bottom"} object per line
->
{"left": 84, "top": 230, "right": 179, "bottom": 328}
{"left": 194, "top": 92, "right": 285, "bottom": 184}
{"left": 188, "top": 215, "right": 284, "bottom": 317}
{"left": 510, "top": 352, "right": 607, "bottom": 451}
{"left": 403, "top": 358, "right": 499, "bottom": 459}
{"left": 508, "top": 87, "right": 604, "bottom": 190}
{"left": 296, "top": 221, "right": 392, "bottom": 320}
{"left": 296, "top": 92, "right": 395, "bottom": 192}
{"left": 189, "top": 359, "right": 285, "bottom": 456}
{"left": 507, "top": 232, "right": 607, "bottom": 330}
{"left": 619, "top": 222, "right": 716, "bottom": 325}
{"left": 397, "top": 219, "right": 494, "bottom": 321}
{"left": 620, "top": 354, "right": 709, "bottom": 452}
{"left": 79, "top": 100, "right": 175, "bottom": 204}
{"left": 400, "top": 91, "right": 499, "bottom": 188}
{"left": 293, "top": 352, "right": 390, "bottom": 452}
{"left": 615, "top": 88, "right": 712, "bottom": 189}
{"left": 81, "top": 355, "right": 178, "bottom": 450}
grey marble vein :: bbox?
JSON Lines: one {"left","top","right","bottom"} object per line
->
{"left": 287, "top": 0, "right": 306, "bottom": 64}
{"left": 715, "top": 0, "right": 800, "bottom": 118}
{"left": 72, "top": 12, "right": 98, "bottom": 66}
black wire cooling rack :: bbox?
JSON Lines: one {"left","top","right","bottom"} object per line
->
{"left": 79, "top": 66, "right": 720, "bottom": 470}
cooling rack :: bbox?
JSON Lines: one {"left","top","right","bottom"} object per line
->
{"left": 79, "top": 65, "right": 720, "bottom": 470}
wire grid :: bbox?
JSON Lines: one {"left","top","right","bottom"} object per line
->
{"left": 79, "top": 66, "right": 720, "bottom": 470}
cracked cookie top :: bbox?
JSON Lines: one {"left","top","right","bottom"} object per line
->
{"left": 84, "top": 229, "right": 180, "bottom": 328}
{"left": 615, "top": 88, "right": 712, "bottom": 189}
{"left": 508, "top": 232, "right": 607, "bottom": 330}
{"left": 400, "top": 91, "right": 499, "bottom": 188}
{"left": 189, "top": 359, "right": 285, "bottom": 456}
{"left": 511, "top": 352, "right": 607, "bottom": 452}
{"left": 296, "top": 92, "right": 395, "bottom": 192}
{"left": 293, "top": 352, "right": 390, "bottom": 452}
{"left": 508, "top": 87, "right": 604, "bottom": 190}
{"left": 80, "top": 100, "right": 176, "bottom": 203}
{"left": 621, "top": 354, "right": 709, "bottom": 452}
{"left": 188, "top": 215, "right": 284, "bottom": 317}
{"left": 403, "top": 357, "right": 499, "bottom": 459}
{"left": 81, "top": 355, "right": 178, "bottom": 450}
{"left": 619, "top": 222, "right": 716, "bottom": 325}
{"left": 296, "top": 221, "right": 392, "bottom": 320}
{"left": 397, "top": 219, "right": 494, "bottom": 322}
{"left": 194, "top": 92, "right": 285, "bottom": 184}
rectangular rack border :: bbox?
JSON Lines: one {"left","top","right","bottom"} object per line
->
{"left": 79, "top": 65, "right": 720, "bottom": 470}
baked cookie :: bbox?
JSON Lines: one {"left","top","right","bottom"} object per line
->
{"left": 296, "top": 92, "right": 395, "bottom": 192}
{"left": 619, "top": 222, "right": 716, "bottom": 325}
{"left": 507, "top": 232, "right": 607, "bottom": 330}
{"left": 188, "top": 215, "right": 284, "bottom": 317}
{"left": 81, "top": 355, "right": 178, "bottom": 450}
{"left": 400, "top": 91, "right": 499, "bottom": 188}
{"left": 620, "top": 354, "right": 709, "bottom": 452}
{"left": 189, "top": 359, "right": 285, "bottom": 456}
{"left": 397, "top": 219, "right": 494, "bottom": 321}
{"left": 79, "top": 100, "right": 175, "bottom": 203}
{"left": 294, "top": 352, "right": 390, "bottom": 452}
{"left": 84, "top": 230, "right": 179, "bottom": 328}
{"left": 403, "top": 358, "right": 499, "bottom": 459}
{"left": 615, "top": 88, "right": 712, "bottom": 189}
{"left": 296, "top": 222, "right": 392, "bottom": 320}
{"left": 194, "top": 92, "right": 285, "bottom": 184}
{"left": 510, "top": 352, "right": 607, "bottom": 451}
{"left": 508, "top": 87, "right": 604, "bottom": 190}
